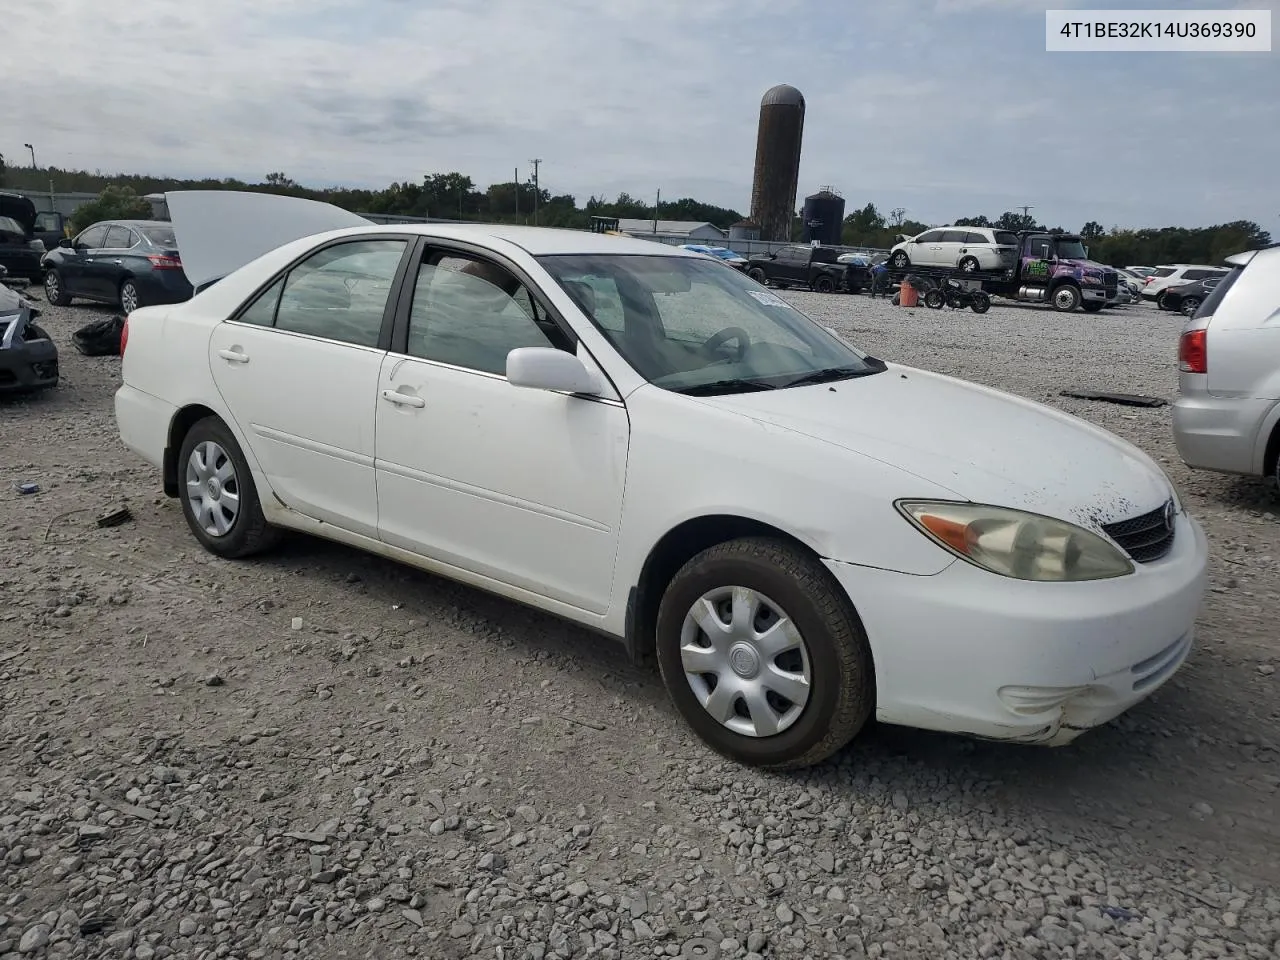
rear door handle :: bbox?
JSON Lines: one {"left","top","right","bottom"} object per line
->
{"left": 217, "top": 348, "right": 249, "bottom": 364}
{"left": 112, "top": 259, "right": 123, "bottom": 264}
{"left": 381, "top": 389, "right": 425, "bottom": 408}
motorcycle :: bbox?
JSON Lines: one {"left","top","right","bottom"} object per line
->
{"left": 924, "top": 277, "right": 991, "bottom": 314}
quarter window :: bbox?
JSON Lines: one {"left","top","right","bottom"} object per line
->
{"left": 272, "top": 240, "right": 406, "bottom": 347}
{"left": 964, "top": 232, "right": 988, "bottom": 245}
{"left": 406, "top": 253, "right": 568, "bottom": 375}
{"left": 237, "top": 277, "right": 285, "bottom": 327}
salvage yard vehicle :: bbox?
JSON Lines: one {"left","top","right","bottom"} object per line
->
{"left": 0, "top": 272, "right": 59, "bottom": 392}
{"left": 41, "top": 219, "right": 193, "bottom": 312}
{"left": 678, "top": 244, "right": 749, "bottom": 271}
{"left": 889, "top": 226, "right": 1020, "bottom": 273}
{"left": 745, "top": 244, "right": 870, "bottom": 293}
{"left": 1141, "top": 264, "right": 1229, "bottom": 302}
{"left": 0, "top": 192, "right": 48, "bottom": 283}
{"left": 889, "top": 230, "right": 1121, "bottom": 313}
{"left": 1173, "top": 244, "right": 1280, "bottom": 491}
{"left": 115, "top": 190, "right": 1208, "bottom": 770}
{"left": 1158, "top": 275, "right": 1222, "bottom": 316}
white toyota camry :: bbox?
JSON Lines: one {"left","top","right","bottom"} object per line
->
{"left": 115, "top": 191, "right": 1209, "bottom": 769}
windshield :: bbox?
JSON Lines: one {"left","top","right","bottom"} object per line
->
{"left": 538, "top": 253, "right": 884, "bottom": 394}
{"left": 140, "top": 225, "right": 177, "bottom": 247}
{"left": 1054, "top": 238, "right": 1088, "bottom": 260}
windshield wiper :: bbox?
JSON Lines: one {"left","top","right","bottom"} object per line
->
{"left": 782, "top": 366, "right": 879, "bottom": 389}
{"left": 675, "top": 377, "right": 779, "bottom": 397}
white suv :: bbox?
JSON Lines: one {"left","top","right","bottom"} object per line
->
{"left": 1141, "top": 264, "right": 1229, "bottom": 302}
{"left": 888, "top": 227, "right": 1020, "bottom": 273}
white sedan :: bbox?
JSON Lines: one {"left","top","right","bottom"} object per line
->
{"left": 115, "top": 191, "right": 1209, "bottom": 769}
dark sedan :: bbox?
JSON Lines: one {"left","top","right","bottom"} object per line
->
{"left": 41, "top": 219, "right": 193, "bottom": 312}
{"left": 1158, "top": 276, "right": 1221, "bottom": 316}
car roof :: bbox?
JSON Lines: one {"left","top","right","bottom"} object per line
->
{"left": 382, "top": 223, "right": 701, "bottom": 258}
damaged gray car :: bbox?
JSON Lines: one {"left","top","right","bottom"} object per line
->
{"left": 0, "top": 266, "right": 59, "bottom": 393}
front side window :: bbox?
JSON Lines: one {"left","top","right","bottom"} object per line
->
{"left": 273, "top": 240, "right": 406, "bottom": 347}
{"left": 539, "top": 253, "right": 885, "bottom": 395}
{"left": 406, "top": 253, "right": 568, "bottom": 375}
{"left": 916, "top": 230, "right": 944, "bottom": 243}
{"left": 75, "top": 224, "right": 109, "bottom": 249}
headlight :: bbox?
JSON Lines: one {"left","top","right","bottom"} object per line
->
{"left": 895, "top": 500, "right": 1134, "bottom": 582}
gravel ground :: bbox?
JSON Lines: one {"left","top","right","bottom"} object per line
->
{"left": 1, "top": 289, "right": 1277, "bottom": 960}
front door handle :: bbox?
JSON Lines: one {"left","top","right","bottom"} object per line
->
{"left": 112, "top": 258, "right": 123, "bottom": 264}
{"left": 217, "top": 348, "right": 249, "bottom": 364}
{"left": 381, "top": 389, "right": 425, "bottom": 408}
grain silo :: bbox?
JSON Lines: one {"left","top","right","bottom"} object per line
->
{"left": 748, "top": 84, "right": 805, "bottom": 243}
{"left": 802, "top": 188, "right": 845, "bottom": 246}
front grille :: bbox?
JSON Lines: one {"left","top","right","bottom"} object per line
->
{"left": 1104, "top": 273, "right": 1118, "bottom": 298}
{"left": 1101, "top": 500, "right": 1176, "bottom": 563}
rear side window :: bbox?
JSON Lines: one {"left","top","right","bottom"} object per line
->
{"left": 963, "top": 232, "right": 988, "bottom": 245}
{"left": 1183, "top": 269, "right": 1213, "bottom": 281}
{"left": 940, "top": 230, "right": 968, "bottom": 243}
{"left": 1151, "top": 268, "right": 1176, "bottom": 278}
{"left": 994, "top": 231, "right": 1019, "bottom": 247}
{"left": 1192, "top": 266, "right": 1243, "bottom": 319}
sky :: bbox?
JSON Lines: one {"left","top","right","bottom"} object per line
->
{"left": 4, "top": 0, "right": 1278, "bottom": 232}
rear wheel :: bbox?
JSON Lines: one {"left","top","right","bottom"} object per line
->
{"left": 813, "top": 276, "right": 835, "bottom": 294}
{"left": 970, "top": 291, "right": 991, "bottom": 313}
{"left": 1180, "top": 297, "right": 1202, "bottom": 317}
{"left": 747, "top": 267, "right": 768, "bottom": 285}
{"left": 1051, "top": 284, "right": 1082, "bottom": 312}
{"left": 119, "top": 278, "right": 141, "bottom": 314}
{"left": 1081, "top": 301, "right": 1104, "bottom": 313}
{"left": 655, "top": 537, "right": 874, "bottom": 770}
{"left": 178, "top": 416, "right": 281, "bottom": 558}
{"left": 44, "top": 268, "right": 71, "bottom": 306}
{"left": 958, "top": 256, "right": 980, "bottom": 272}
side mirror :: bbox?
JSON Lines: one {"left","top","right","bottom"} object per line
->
{"left": 506, "top": 347, "right": 602, "bottom": 395}
{"left": 58, "top": 237, "right": 73, "bottom": 248}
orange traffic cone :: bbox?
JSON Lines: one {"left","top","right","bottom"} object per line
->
{"left": 899, "top": 279, "right": 919, "bottom": 307}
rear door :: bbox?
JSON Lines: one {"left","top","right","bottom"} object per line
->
{"left": 937, "top": 230, "right": 968, "bottom": 267}
{"left": 90, "top": 224, "right": 140, "bottom": 300}
{"left": 59, "top": 223, "right": 109, "bottom": 296}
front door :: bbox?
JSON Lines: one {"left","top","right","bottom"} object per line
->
{"left": 60, "top": 223, "right": 109, "bottom": 296}
{"left": 88, "top": 224, "right": 139, "bottom": 300}
{"left": 207, "top": 237, "right": 412, "bottom": 539}
{"left": 375, "top": 247, "right": 628, "bottom": 614}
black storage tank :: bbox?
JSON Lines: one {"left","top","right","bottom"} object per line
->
{"left": 801, "top": 188, "right": 845, "bottom": 247}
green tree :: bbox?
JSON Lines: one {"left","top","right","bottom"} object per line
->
{"left": 1080, "top": 220, "right": 1105, "bottom": 241}
{"left": 0, "top": 152, "right": 6, "bottom": 188}
{"left": 954, "top": 214, "right": 991, "bottom": 227}
{"left": 70, "top": 185, "right": 153, "bottom": 231}
{"left": 994, "top": 211, "right": 1038, "bottom": 232}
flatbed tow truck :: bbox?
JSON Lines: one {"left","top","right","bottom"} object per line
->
{"left": 885, "top": 229, "right": 1122, "bottom": 313}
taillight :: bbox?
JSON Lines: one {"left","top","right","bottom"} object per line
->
{"left": 1143, "top": 276, "right": 1154, "bottom": 284}
{"left": 120, "top": 315, "right": 129, "bottom": 357}
{"left": 147, "top": 254, "right": 183, "bottom": 270}
{"left": 1178, "top": 328, "right": 1206, "bottom": 373}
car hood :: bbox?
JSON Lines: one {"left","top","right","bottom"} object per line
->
{"left": 164, "top": 190, "right": 373, "bottom": 289}
{"left": 700, "top": 363, "right": 1173, "bottom": 530}
{"left": 0, "top": 193, "right": 36, "bottom": 234}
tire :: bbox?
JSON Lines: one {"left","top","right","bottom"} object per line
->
{"left": 1051, "top": 284, "right": 1082, "bottom": 312}
{"left": 1156, "top": 293, "right": 1170, "bottom": 311}
{"left": 889, "top": 250, "right": 909, "bottom": 270}
{"left": 970, "top": 291, "right": 991, "bottom": 313}
{"left": 177, "top": 416, "right": 281, "bottom": 559}
{"left": 1180, "top": 297, "right": 1202, "bottom": 317}
{"left": 1081, "top": 301, "right": 1104, "bottom": 313}
{"left": 923, "top": 289, "right": 945, "bottom": 309}
{"left": 44, "top": 268, "right": 71, "bottom": 306}
{"left": 747, "top": 267, "right": 768, "bottom": 285}
{"left": 654, "top": 537, "right": 874, "bottom": 770}
{"left": 119, "top": 278, "right": 141, "bottom": 314}
{"left": 958, "top": 256, "right": 980, "bottom": 272}
{"left": 813, "top": 276, "right": 835, "bottom": 294}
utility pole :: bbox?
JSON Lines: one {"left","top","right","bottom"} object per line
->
{"left": 514, "top": 167, "right": 519, "bottom": 221}
{"left": 23, "top": 143, "right": 36, "bottom": 168}
{"left": 529, "top": 158, "right": 541, "bottom": 226}
{"left": 1019, "top": 204, "right": 1035, "bottom": 219}
{"left": 654, "top": 188, "right": 660, "bottom": 233}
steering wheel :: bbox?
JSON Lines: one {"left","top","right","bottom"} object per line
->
{"left": 702, "top": 326, "right": 751, "bottom": 362}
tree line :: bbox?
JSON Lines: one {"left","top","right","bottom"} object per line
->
{"left": 0, "top": 157, "right": 1268, "bottom": 266}
{"left": 841, "top": 203, "right": 1270, "bottom": 268}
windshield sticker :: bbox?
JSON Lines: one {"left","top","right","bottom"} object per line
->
{"left": 747, "top": 290, "right": 793, "bottom": 308}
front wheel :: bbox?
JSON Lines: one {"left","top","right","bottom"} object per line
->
{"left": 889, "top": 250, "right": 910, "bottom": 270}
{"left": 1051, "top": 284, "right": 1082, "bottom": 312}
{"left": 655, "top": 538, "right": 874, "bottom": 770}
{"left": 923, "top": 289, "right": 945, "bottom": 309}
{"left": 178, "top": 416, "right": 281, "bottom": 558}
{"left": 970, "top": 291, "right": 991, "bottom": 313}
{"left": 1180, "top": 297, "right": 1202, "bottom": 317}
{"left": 813, "top": 276, "right": 835, "bottom": 294}
{"left": 1081, "top": 301, "right": 1104, "bottom": 313}
{"left": 44, "top": 268, "right": 71, "bottom": 306}
{"left": 747, "top": 267, "right": 768, "bottom": 285}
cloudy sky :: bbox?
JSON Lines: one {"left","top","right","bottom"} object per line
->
{"left": 6, "top": 0, "right": 1277, "bottom": 231}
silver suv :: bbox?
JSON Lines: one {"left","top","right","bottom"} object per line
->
{"left": 1172, "top": 245, "right": 1280, "bottom": 489}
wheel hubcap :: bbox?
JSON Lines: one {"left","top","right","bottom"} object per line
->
{"left": 185, "top": 441, "right": 240, "bottom": 537}
{"left": 1056, "top": 290, "right": 1074, "bottom": 308}
{"left": 46, "top": 274, "right": 58, "bottom": 297}
{"left": 679, "top": 586, "right": 812, "bottom": 738}
{"left": 122, "top": 284, "right": 138, "bottom": 312}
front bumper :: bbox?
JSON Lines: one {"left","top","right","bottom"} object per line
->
{"left": 1172, "top": 389, "right": 1273, "bottom": 477}
{"left": 823, "top": 510, "right": 1208, "bottom": 745}
{"left": 0, "top": 338, "right": 59, "bottom": 391}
